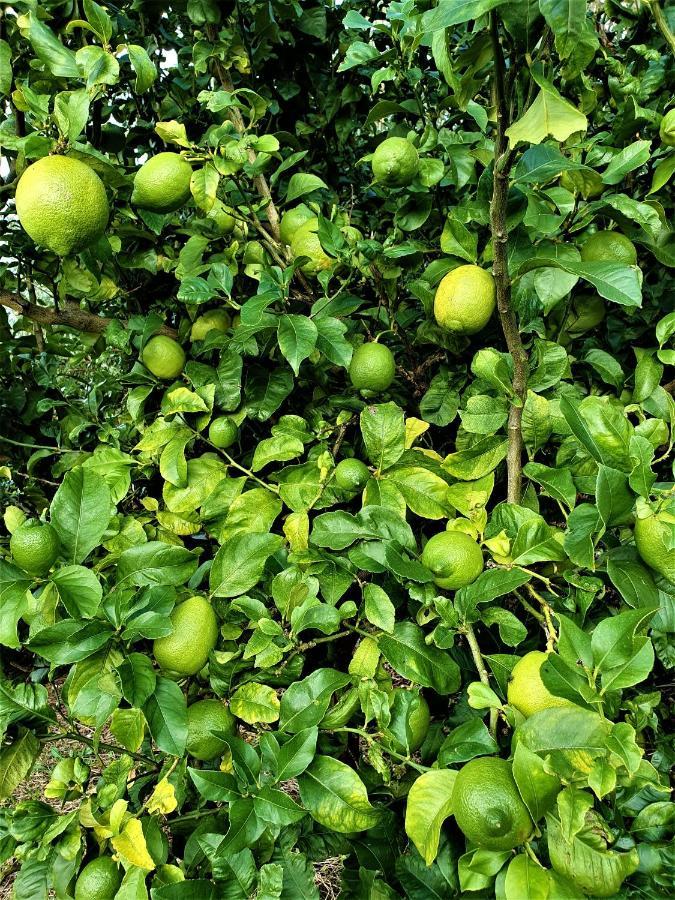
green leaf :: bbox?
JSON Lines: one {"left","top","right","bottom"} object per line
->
{"left": 297, "top": 755, "right": 381, "bottom": 833}
{"left": 126, "top": 44, "right": 157, "bottom": 94}
{"left": 360, "top": 402, "right": 405, "bottom": 472}
{"left": 591, "top": 606, "right": 658, "bottom": 673}
{"left": 601, "top": 140, "right": 651, "bottom": 185}
{"left": 277, "top": 315, "right": 318, "bottom": 376}
{"left": 311, "top": 506, "right": 414, "bottom": 551}
{"left": 405, "top": 770, "right": 457, "bottom": 866}
{"left": 379, "top": 622, "right": 460, "bottom": 694}
{"left": 512, "top": 741, "right": 561, "bottom": 823}
{"left": 143, "top": 677, "right": 187, "bottom": 757}
{"left": 422, "top": 0, "right": 509, "bottom": 30}
{"left": 50, "top": 565, "right": 102, "bottom": 618}
{"left": 118, "top": 542, "right": 198, "bottom": 586}
{"left": 0, "top": 40, "right": 12, "bottom": 97}
{"left": 279, "top": 668, "right": 351, "bottom": 733}
{"left": 0, "top": 560, "right": 32, "bottom": 649}
{"left": 230, "top": 683, "right": 280, "bottom": 724}
{"left": 443, "top": 435, "right": 508, "bottom": 480}
{"left": 314, "top": 316, "right": 353, "bottom": 369}
{"left": 606, "top": 548, "right": 659, "bottom": 609}
{"left": 19, "top": 12, "right": 79, "bottom": 77}
{"left": 210, "top": 533, "right": 283, "bottom": 597}
{"left": 455, "top": 568, "right": 531, "bottom": 622}
{"left": 506, "top": 76, "right": 587, "bottom": 146}
{"left": 275, "top": 728, "right": 318, "bottom": 781}
{"left": 0, "top": 731, "right": 40, "bottom": 801}
{"left": 523, "top": 462, "right": 576, "bottom": 510}
{"left": 29, "top": 620, "right": 113, "bottom": 664}
{"left": 83, "top": 0, "right": 113, "bottom": 41}
{"left": 50, "top": 467, "right": 112, "bottom": 564}
{"left": 190, "top": 164, "right": 219, "bottom": 213}
{"left": 504, "top": 854, "right": 550, "bottom": 900}
{"left": 285, "top": 173, "right": 329, "bottom": 202}
{"left": 437, "top": 718, "right": 498, "bottom": 765}
{"left": 363, "top": 584, "right": 396, "bottom": 633}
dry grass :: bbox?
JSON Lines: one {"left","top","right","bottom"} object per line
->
{"left": 314, "top": 856, "right": 344, "bottom": 900}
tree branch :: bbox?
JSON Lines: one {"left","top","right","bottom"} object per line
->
{"left": 648, "top": 0, "right": 675, "bottom": 56}
{"left": 489, "top": 13, "right": 529, "bottom": 505}
{"left": 0, "top": 290, "right": 178, "bottom": 337}
{"left": 463, "top": 622, "right": 497, "bottom": 738}
{"left": 206, "top": 26, "right": 281, "bottom": 243}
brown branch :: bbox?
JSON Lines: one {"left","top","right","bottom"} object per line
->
{"left": 206, "top": 25, "right": 281, "bottom": 243}
{"left": 489, "top": 13, "right": 529, "bottom": 505}
{"left": 0, "top": 290, "right": 177, "bottom": 337}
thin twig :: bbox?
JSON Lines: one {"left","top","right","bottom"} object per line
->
{"left": 463, "top": 622, "right": 497, "bottom": 737}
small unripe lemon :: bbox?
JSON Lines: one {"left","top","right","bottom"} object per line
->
{"left": 349, "top": 343, "right": 396, "bottom": 393}
{"left": 10, "top": 521, "right": 60, "bottom": 576}
{"left": 421, "top": 530, "right": 483, "bottom": 590}
{"left": 580, "top": 230, "right": 637, "bottom": 265}
{"left": 433, "top": 265, "right": 496, "bottom": 335}
{"left": 659, "top": 108, "right": 675, "bottom": 147}
{"left": 141, "top": 335, "right": 186, "bottom": 380}
{"left": 190, "top": 309, "right": 231, "bottom": 341}
{"left": 334, "top": 458, "right": 370, "bottom": 491}
{"left": 132, "top": 152, "right": 193, "bottom": 213}
{"left": 371, "top": 137, "right": 419, "bottom": 187}
{"left": 209, "top": 417, "right": 238, "bottom": 449}
{"left": 279, "top": 203, "right": 314, "bottom": 245}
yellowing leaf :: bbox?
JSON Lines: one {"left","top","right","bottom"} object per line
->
{"left": 404, "top": 417, "right": 430, "bottom": 448}
{"left": 507, "top": 77, "right": 587, "bottom": 147}
{"left": 405, "top": 770, "right": 457, "bottom": 865}
{"left": 146, "top": 778, "right": 178, "bottom": 816}
{"left": 112, "top": 817, "right": 155, "bottom": 870}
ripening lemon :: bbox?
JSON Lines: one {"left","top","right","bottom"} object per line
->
{"left": 141, "top": 335, "right": 186, "bottom": 379}
{"left": 452, "top": 757, "right": 533, "bottom": 852}
{"left": 334, "top": 458, "right": 370, "bottom": 492}
{"left": 209, "top": 417, "right": 238, "bottom": 449}
{"left": 153, "top": 596, "right": 219, "bottom": 677}
{"left": 371, "top": 137, "right": 419, "bottom": 187}
{"left": 634, "top": 503, "right": 675, "bottom": 584}
{"left": 507, "top": 651, "right": 575, "bottom": 718}
{"left": 279, "top": 203, "right": 314, "bottom": 245}
{"left": 186, "top": 699, "right": 236, "bottom": 760}
{"left": 290, "top": 217, "right": 333, "bottom": 275}
{"left": 348, "top": 342, "right": 396, "bottom": 392}
{"left": 421, "top": 530, "right": 483, "bottom": 591}
{"left": 659, "top": 108, "right": 675, "bottom": 147}
{"left": 190, "top": 309, "right": 231, "bottom": 341}
{"left": 580, "top": 230, "right": 637, "bottom": 265}
{"left": 132, "top": 152, "right": 193, "bottom": 213}
{"left": 74, "top": 857, "right": 122, "bottom": 900}
{"left": 433, "top": 265, "right": 496, "bottom": 335}
{"left": 15, "top": 156, "right": 109, "bottom": 256}
{"left": 10, "top": 521, "right": 60, "bottom": 576}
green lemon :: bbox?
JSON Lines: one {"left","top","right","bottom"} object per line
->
{"left": 207, "top": 201, "right": 237, "bottom": 235}
{"left": 279, "top": 203, "right": 314, "bottom": 245}
{"left": 132, "top": 152, "right": 193, "bottom": 213}
{"left": 349, "top": 343, "right": 396, "bottom": 393}
{"left": 153, "top": 596, "right": 218, "bottom": 677}
{"left": 421, "top": 530, "right": 483, "bottom": 590}
{"left": 209, "top": 417, "right": 238, "bottom": 449}
{"left": 74, "top": 856, "right": 122, "bottom": 900}
{"left": 634, "top": 504, "right": 675, "bottom": 584}
{"left": 507, "top": 651, "right": 575, "bottom": 718}
{"left": 659, "top": 108, "right": 675, "bottom": 147}
{"left": 334, "top": 458, "right": 370, "bottom": 492}
{"left": 244, "top": 240, "right": 266, "bottom": 265}
{"left": 290, "top": 217, "right": 333, "bottom": 275}
{"left": 559, "top": 168, "right": 604, "bottom": 199}
{"left": 371, "top": 137, "right": 419, "bottom": 187}
{"left": 141, "top": 335, "right": 186, "bottom": 379}
{"left": 385, "top": 689, "right": 430, "bottom": 754}
{"left": 186, "top": 698, "right": 236, "bottom": 760}
{"left": 580, "top": 230, "right": 637, "bottom": 265}
{"left": 452, "top": 756, "right": 533, "bottom": 851}
{"left": 190, "top": 309, "right": 231, "bottom": 341}
{"left": 433, "top": 265, "right": 496, "bottom": 335}
{"left": 15, "top": 156, "right": 109, "bottom": 256}
{"left": 10, "top": 521, "right": 60, "bottom": 576}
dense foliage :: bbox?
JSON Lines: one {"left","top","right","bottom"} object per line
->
{"left": 0, "top": 1, "right": 674, "bottom": 898}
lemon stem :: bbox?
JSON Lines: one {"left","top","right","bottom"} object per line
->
{"left": 331, "top": 726, "right": 432, "bottom": 774}
{"left": 463, "top": 622, "right": 498, "bottom": 738}
{"left": 524, "top": 584, "right": 558, "bottom": 649}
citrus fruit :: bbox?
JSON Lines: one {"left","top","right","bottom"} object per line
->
{"left": 452, "top": 756, "right": 533, "bottom": 851}
{"left": 15, "top": 156, "right": 109, "bottom": 256}
{"left": 10, "top": 521, "right": 60, "bottom": 576}
{"left": 141, "top": 335, "right": 186, "bottom": 379}
{"left": 290, "top": 217, "right": 333, "bottom": 275}
{"left": 371, "top": 137, "right": 419, "bottom": 187}
{"left": 279, "top": 203, "right": 314, "bottom": 245}
{"left": 580, "top": 230, "right": 637, "bottom": 265}
{"left": 74, "top": 856, "right": 122, "bottom": 900}
{"left": 507, "top": 651, "right": 575, "bottom": 718}
{"left": 207, "top": 201, "right": 237, "bottom": 235}
{"left": 131, "top": 152, "right": 193, "bottom": 213}
{"left": 334, "top": 458, "right": 370, "bottom": 491}
{"left": 433, "top": 265, "right": 496, "bottom": 335}
{"left": 559, "top": 168, "right": 604, "bottom": 198}
{"left": 385, "top": 689, "right": 430, "bottom": 754}
{"left": 186, "top": 698, "right": 236, "bottom": 760}
{"left": 349, "top": 343, "right": 396, "bottom": 392}
{"left": 190, "top": 309, "right": 231, "bottom": 341}
{"left": 421, "top": 530, "right": 483, "bottom": 590}
{"left": 562, "top": 294, "right": 605, "bottom": 336}
{"left": 153, "top": 596, "right": 218, "bottom": 677}
{"left": 209, "top": 417, "right": 238, "bottom": 449}
{"left": 634, "top": 505, "right": 675, "bottom": 584}
{"left": 244, "top": 240, "right": 266, "bottom": 265}
{"left": 659, "top": 108, "right": 675, "bottom": 146}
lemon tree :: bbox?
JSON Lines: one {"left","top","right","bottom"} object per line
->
{"left": 0, "top": 1, "right": 672, "bottom": 898}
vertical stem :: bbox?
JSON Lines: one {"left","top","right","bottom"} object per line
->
{"left": 464, "top": 622, "right": 497, "bottom": 738}
{"left": 489, "top": 13, "right": 528, "bottom": 505}
{"left": 648, "top": 1, "right": 675, "bottom": 56}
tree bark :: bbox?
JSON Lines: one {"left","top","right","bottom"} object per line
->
{"left": 0, "top": 291, "right": 178, "bottom": 337}
{"left": 489, "top": 14, "right": 529, "bottom": 505}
